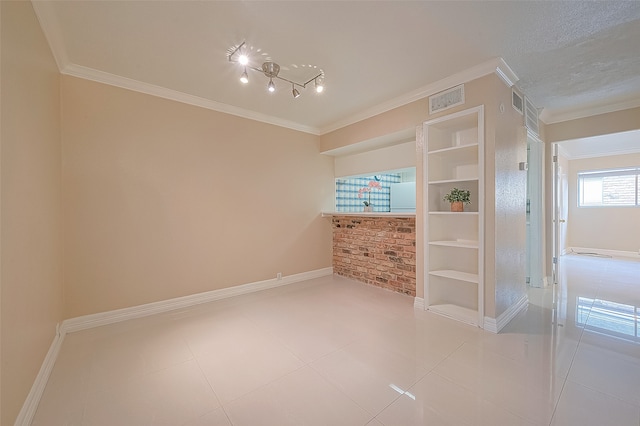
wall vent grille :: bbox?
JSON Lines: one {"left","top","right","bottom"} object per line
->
{"left": 525, "top": 96, "right": 540, "bottom": 136}
{"left": 429, "top": 84, "right": 465, "bottom": 114}
{"left": 512, "top": 90, "right": 524, "bottom": 114}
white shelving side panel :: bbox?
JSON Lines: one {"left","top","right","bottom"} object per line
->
{"left": 429, "top": 270, "right": 478, "bottom": 283}
{"left": 428, "top": 304, "right": 478, "bottom": 326}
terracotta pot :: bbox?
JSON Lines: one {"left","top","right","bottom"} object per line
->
{"left": 450, "top": 201, "right": 464, "bottom": 212}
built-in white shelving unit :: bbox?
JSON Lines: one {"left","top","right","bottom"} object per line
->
{"left": 424, "top": 106, "right": 484, "bottom": 327}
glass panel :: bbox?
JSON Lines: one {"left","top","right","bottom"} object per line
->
{"left": 335, "top": 174, "right": 401, "bottom": 212}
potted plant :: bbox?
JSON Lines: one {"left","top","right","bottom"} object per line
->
{"left": 443, "top": 187, "right": 471, "bottom": 212}
{"left": 358, "top": 180, "right": 382, "bottom": 212}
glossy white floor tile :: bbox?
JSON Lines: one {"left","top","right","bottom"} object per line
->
{"left": 33, "top": 255, "right": 640, "bottom": 425}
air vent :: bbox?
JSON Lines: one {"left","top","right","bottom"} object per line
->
{"left": 512, "top": 90, "right": 523, "bottom": 114}
{"left": 429, "top": 84, "right": 465, "bottom": 114}
{"left": 524, "top": 97, "right": 539, "bottom": 136}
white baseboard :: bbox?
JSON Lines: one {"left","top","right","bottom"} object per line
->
{"left": 483, "top": 294, "right": 529, "bottom": 334}
{"left": 14, "top": 327, "right": 66, "bottom": 426}
{"left": 413, "top": 297, "right": 425, "bottom": 310}
{"left": 61, "top": 267, "right": 333, "bottom": 334}
{"left": 18, "top": 267, "right": 332, "bottom": 424}
{"left": 568, "top": 246, "right": 640, "bottom": 260}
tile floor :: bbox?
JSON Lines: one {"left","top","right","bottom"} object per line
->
{"left": 33, "top": 254, "right": 640, "bottom": 425}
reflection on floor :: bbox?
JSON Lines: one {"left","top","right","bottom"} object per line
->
{"left": 34, "top": 255, "right": 640, "bottom": 425}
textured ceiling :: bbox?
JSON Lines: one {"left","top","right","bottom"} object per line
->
{"left": 34, "top": 1, "right": 640, "bottom": 134}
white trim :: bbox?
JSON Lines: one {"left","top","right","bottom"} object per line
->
{"left": 17, "top": 267, "right": 333, "bottom": 423}
{"left": 560, "top": 147, "right": 640, "bottom": 161}
{"left": 413, "top": 297, "right": 425, "bottom": 310}
{"left": 483, "top": 294, "right": 529, "bottom": 334}
{"left": 14, "top": 329, "right": 66, "bottom": 426}
{"left": 31, "top": 0, "right": 68, "bottom": 72}
{"left": 320, "top": 57, "right": 518, "bottom": 134}
{"left": 539, "top": 97, "right": 640, "bottom": 125}
{"left": 31, "top": 3, "right": 320, "bottom": 135}
{"left": 61, "top": 267, "right": 333, "bottom": 334}
{"left": 59, "top": 58, "right": 519, "bottom": 137}
{"left": 556, "top": 143, "right": 571, "bottom": 160}
{"left": 61, "top": 64, "right": 320, "bottom": 136}
{"left": 568, "top": 247, "right": 640, "bottom": 260}
{"left": 494, "top": 58, "right": 518, "bottom": 87}
{"left": 27, "top": 6, "right": 522, "bottom": 138}
{"left": 32, "top": 1, "right": 524, "bottom": 137}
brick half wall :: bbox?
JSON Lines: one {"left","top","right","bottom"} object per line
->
{"left": 332, "top": 216, "right": 416, "bottom": 296}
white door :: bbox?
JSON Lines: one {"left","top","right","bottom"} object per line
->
{"left": 552, "top": 143, "right": 568, "bottom": 284}
{"left": 559, "top": 167, "right": 568, "bottom": 256}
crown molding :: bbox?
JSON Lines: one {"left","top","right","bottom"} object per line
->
{"left": 494, "top": 58, "right": 518, "bottom": 88}
{"left": 539, "top": 97, "right": 640, "bottom": 125}
{"left": 62, "top": 64, "right": 321, "bottom": 135}
{"left": 318, "top": 57, "right": 519, "bottom": 135}
{"left": 32, "top": 1, "right": 518, "bottom": 137}
{"left": 32, "top": 0, "right": 68, "bottom": 71}
{"left": 31, "top": 1, "right": 321, "bottom": 135}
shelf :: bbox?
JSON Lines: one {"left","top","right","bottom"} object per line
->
{"left": 423, "top": 106, "right": 484, "bottom": 329}
{"left": 428, "top": 142, "right": 478, "bottom": 158}
{"left": 429, "top": 211, "right": 478, "bottom": 216}
{"left": 428, "top": 178, "right": 478, "bottom": 185}
{"left": 429, "top": 240, "right": 478, "bottom": 249}
{"left": 428, "top": 304, "right": 478, "bottom": 325}
{"left": 429, "top": 270, "right": 478, "bottom": 283}
{"left": 321, "top": 211, "right": 415, "bottom": 218}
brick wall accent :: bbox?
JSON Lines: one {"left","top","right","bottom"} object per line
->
{"left": 332, "top": 216, "right": 416, "bottom": 296}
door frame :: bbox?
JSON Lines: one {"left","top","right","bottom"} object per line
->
{"left": 526, "top": 131, "right": 545, "bottom": 287}
{"left": 551, "top": 142, "right": 569, "bottom": 284}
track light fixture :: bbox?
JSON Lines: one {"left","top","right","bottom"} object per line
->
{"left": 228, "top": 41, "right": 325, "bottom": 99}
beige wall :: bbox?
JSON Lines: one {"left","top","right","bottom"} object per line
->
{"left": 321, "top": 102, "right": 425, "bottom": 154}
{"left": 62, "top": 76, "right": 334, "bottom": 318}
{"left": 567, "top": 153, "right": 640, "bottom": 253}
{"left": 1, "top": 2, "right": 64, "bottom": 424}
{"left": 546, "top": 107, "right": 640, "bottom": 143}
{"left": 333, "top": 141, "right": 416, "bottom": 178}
{"left": 321, "top": 73, "right": 528, "bottom": 320}
{"left": 492, "top": 79, "right": 528, "bottom": 317}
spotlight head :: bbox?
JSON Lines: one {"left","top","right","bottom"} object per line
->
{"left": 292, "top": 85, "right": 301, "bottom": 99}
{"left": 315, "top": 77, "right": 324, "bottom": 93}
{"left": 238, "top": 54, "right": 249, "bottom": 65}
{"left": 240, "top": 69, "right": 249, "bottom": 84}
{"left": 268, "top": 78, "right": 276, "bottom": 93}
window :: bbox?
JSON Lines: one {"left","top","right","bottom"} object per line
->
{"left": 578, "top": 167, "right": 640, "bottom": 207}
